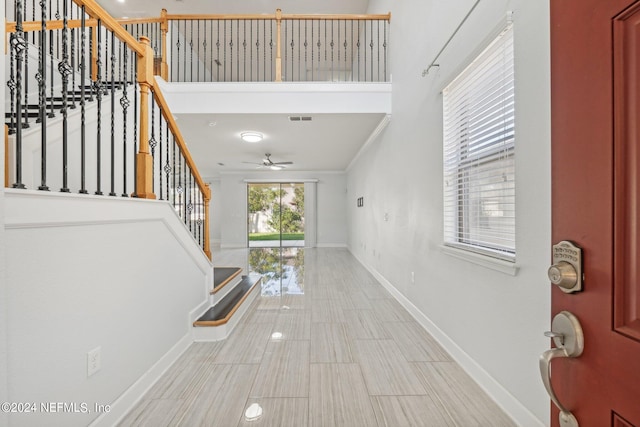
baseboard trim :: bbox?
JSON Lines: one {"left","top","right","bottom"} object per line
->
{"left": 89, "top": 333, "right": 192, "bottom": 427}
{"left": 348, "top": 249, "right": 544, "bottom": 427}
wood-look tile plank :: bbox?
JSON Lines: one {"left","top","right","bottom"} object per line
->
{"left": 310, "top": 322, "right": 353, "bottom": 363}
{"left": 382, "top": 321, "right": 451, "bottom": 362}
{"left": 309, "top": 363, "right": 378, "bottom": 427}
{"left": 118, "top": 399, "right": 184, "bottom": 427}
{"left": 412, "top": 362, "right": 516, "bottom": 426}
{"left": 273, "top": 309, "right": 311, "bottom": 340}
{"left": 343, "top": 309, "right": 391, "bottom": 340}
{"left": 311, "top": 303, "right": 346, "bottom": 323}
{"left": 250, "top": 340, "right": 310, "bottom": 398}
{"left": 238, "top": 398, "right": 308, "bottom": 427}
{"left": 371, "top": 395, "right": 456, "bottom": 427}
{"left": 369, "top": 298, "right": 414, "bottom": 322}
{"left": 213, "top": 323, "right": 272, "bottom": 364}
{"left": 174, "top": 364, "right": 258, "bottom": 427}
{"left": 352, "top": 339, "right": 427, "bottom": 396}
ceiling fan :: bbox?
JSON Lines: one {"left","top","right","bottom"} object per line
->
{"left": 242, "top": 153, "right": 293, "bottom": 170}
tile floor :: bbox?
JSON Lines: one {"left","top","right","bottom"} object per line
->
{"left": 119, "top": 248, "right": 516, "bottom": 427}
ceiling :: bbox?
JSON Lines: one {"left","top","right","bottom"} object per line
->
{"left": 104, "top": 0, "right": 382, "bottom": 178}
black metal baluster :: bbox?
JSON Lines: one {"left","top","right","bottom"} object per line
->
{"left": 95, "top": 20, "right": 103, "bottom": 195}
{"left": 22, "top": 4, "right": 30, "bottom": 131}
{"left": 79, "top": 6, "right": 87, "bottom": 194}
{"left": 48, "top": 0, "right": 55, "bottom": 118}
{"left": 197, "top": 20, "right": 201, "bottom": 82}
{"left": 236, "top": 19, "right": 240, "bottom": 81}
{"left": 183, "top": 161, "right": 188, "bottom": 224}
{"left": 243, "top": 20, "right": 247, "bottom": 81}
{"left": 36, "top": 0, "right": 49, "bottom": 190}
{"left": 370, "top": 21, "right": 374, "bottom": 82}
{"left": 164, "top": 124, "right": 171, "bottom": 201}
{"left": 10, "top": 0, "right": 26, "bottom": 188}
{"left": 87, "top": 26, "right": 93, "bottom": 102}
{"left": 311, "top": 20, "right": 314, "bottom": 81}
{"left": 350, "top": 20, "right": 353, "bottom": 82}
{"left": 149, "top": 93, "right": 157, "bottom": 192}
{"left": 109, "top": 31, "right": 116, "bottom": 196}
{"left": 269, "top": 20, "right": 272, "bottom": 81}
{"left": 7, "top": 28, "right": 16, "bottom": 136}
{"left": 383, "top": 20, "right": 387, "bottom": 82}
{"left": 331, "top": 20, "right": 334, "bottom": 81}
{"left": 187, "top": 169, "right": 193, "bottom": 232}
{"left": 202, "top": 20, "right": 207, "bottom": 82}
{"left": 216, "top": 21, "right": 221, "bottom": 81}
{"left": 229, "top": 20, "right": 233, "bottom": 81}
{"left": 304, "top": 20, "right": 308, "bottom": 81}
{"left": 70, "top": 5, "right": 76, "bottom": 109}
{"left": 121, "top": 41, "right": 130, "bottom": 197}
{"left": 324, "top": 20, "right": 327, "bottom": 81}
{"left": 177, "top": 149, "right": 182, "bottom": 219}
{"left": 172, "top": 136, "right": 176, "bottom": 209}
{"left": 176, "top": 20, "right": 181, "bottom": 82}
{"left": 59, "top": 0, "right": 71, "bottom": 193}
{"left": 223, "top": 20, "right": 227, "bottom": 81}
{"left": 132, "top": 51, "right": 138, "bottom": 197}
{"left": 158, "top": 111, "right": 163, "bottom": 200}
{"left": 357, "top": 21, "right": 361, "bottom": 82}
{"left": 284, "top": 20, "right": 287, "bottom": 80}
{"left": 377, "top": 20, "right": 380, "bottom": 82}
{"left": 250, "top": 20, "right": 253, "bottom": 81}
{"left": 189, "top": 20, "right": 193, "bottom": 82}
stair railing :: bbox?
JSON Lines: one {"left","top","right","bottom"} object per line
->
{"left": 117, "top": 9, "right": 391, "bottom": 83}
{"left": 4, "top": 0, "right": 211, "bottom": 259}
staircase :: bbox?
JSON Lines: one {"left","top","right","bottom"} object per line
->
{"left": 192, "top": 266, "right": 262, "bottom": 341}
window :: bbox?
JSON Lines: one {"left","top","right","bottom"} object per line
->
{"left": 443, "top": 24, "right": 515, "bottom": 261}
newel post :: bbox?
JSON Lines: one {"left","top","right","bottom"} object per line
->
{"left": 160, "top": 8, "right": 169, "bottom": 80}
{"left": 275, "top": 8, "right": 282, "bottom": 82}
{"left": 204, "top": 183, "right": 212, "bottom": 260}
{"left": 136, "top": 36, "right": 156, "bottom": 199}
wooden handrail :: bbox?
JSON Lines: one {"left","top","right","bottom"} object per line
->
{"left": 149, "top": 76, "right": 211, "bottom": 258}
{"left": 71, "top": 0, "right": 145, "bottom": 55}
{"left": 165, "top": 12, "right": 391, "bottom": 21}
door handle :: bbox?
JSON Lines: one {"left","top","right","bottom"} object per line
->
{"left": 539, "top": 311, "right": 584, "bottom": 427}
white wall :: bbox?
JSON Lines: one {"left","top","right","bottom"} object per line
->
{"left": 219, "top": 171, "right": 347, "bottom": 248}
{"left": 4, "top": 190, "right": 212, "bottom": 427}
{"left": 207, "top": 178, "right": 222, "bottom": 246}
{"left": 348, "top": 0, "right": 550, "bottom": 425}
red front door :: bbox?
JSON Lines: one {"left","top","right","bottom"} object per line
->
{"left": 551, "top": 0, "right": 640, "bottom": 426}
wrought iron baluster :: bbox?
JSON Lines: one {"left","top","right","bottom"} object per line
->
{"left": 158, "top": 111, "right": 163, "bottom": 200}
{"left": 109, "top": 31, "right": 116, "bottom": 196}
{"left": 331, "top": 20, "right": 335, "bottom": 81}
{"left": 229, "top": 20, "right": 234, "bottom": 81}
{"left": 177, "top": 149, "right": 182, "bottom": 219}
{"left": 150, "top": 93, "right": 158, "bottom": 192}
{"left": 189, "top": 20, "right": 193, "bottom": 82}
{"left": 187, "top": 169, "right": 193, "bottom": 232}
{"left": 132, "top": 50, "right": 138, "bottom": 197}
{"left": 59, "top": 0, "right": 71, "bottom": 193}
{"left": 172, "top": 136, "right": 176, "bottom": 209}
{"left": 121, "top": 41, "right": 130, "bottom": 197}
{"left": 357, "top": 21, "right": 361, "bottom": 82}
{"left": 175, "top": 20, "right": 181, "bottom": 82}
{"left": 383, "top": 20, "right": 387, "bottom": 82}
{"left": 10, "top": 0, "right": 27, "bottom": 188}
{"left": 202, "top": 20, "right": 207, "bottom": 82}
{"left": 269, "top": 20, "right": 273, "bottom": 81}
{"left": 70, "top": 5, "right": 76, "bottom": 109}
{"left": 48, "top": 0, "right": 55, "bottom": 117}
{"left": 164, "top": 121, "right": 171, "bottom": 201}
{"left": 197, "top": 20, "right": 201, "bottom": 82}
{"left": 236, "top": 19, "right": 240, "bottom": 81}
{"left": 7, "top": 29, "right": 16, "bottom": 136}
{"left": 304, "top": 20, "right": 308, "bottom": 81}
{"left": 370, "top": 21, "right": 374, "bottom": 82}
{"left": 79, "top": 6, "right": 87, "bottom": 194}
{"left": 88, "top": 26, "right": 93, "bottom": 102}
{"left": 250, "top": 20, "right": 253, "bottom": 81}
{"left": 324, "top": 20, "right": 327, "bottom": 80}
{"left": 36, "top": 0, "right": 49, "bottom": 190}
{"left": 95, "top": 20, "right": 103, "bottom": 195}
{"left": 243, "top": 20, "right": 247, "bottom": 81}
{"left": 22, "top": 6, "right": 30, "bottom": 130}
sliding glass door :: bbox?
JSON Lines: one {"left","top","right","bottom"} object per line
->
{"left": 247, "top": 183, "right": 305, "bottom": 248}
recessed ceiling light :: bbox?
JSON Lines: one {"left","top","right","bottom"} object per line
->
{"left": 241, "top": 132, "right": 263, "bottom": 143}
{"left": 209, "top": 121, "right": 217, "bottom": 127}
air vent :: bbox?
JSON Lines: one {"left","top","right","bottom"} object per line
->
{"left": 288, "top": 116, "right": 312, "bottom": 121}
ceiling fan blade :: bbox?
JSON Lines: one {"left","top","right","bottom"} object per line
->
{"left": 241, "top": 161, "right": 261, "bottom": 165}
{"left": 273, "top": 161, "right": 293, "bottom": 165}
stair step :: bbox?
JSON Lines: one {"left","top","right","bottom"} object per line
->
{"left": 194, "top": 274, "right": 262, "bottom": 327}
{"left": 212, "top": 267, "right": 243, "bottom": 294}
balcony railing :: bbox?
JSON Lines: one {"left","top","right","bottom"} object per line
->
{"left": 117, "top": 9, "right": 391, "bottom": 83}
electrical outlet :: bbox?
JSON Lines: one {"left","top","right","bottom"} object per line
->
{"left": 87, "top": 347, "right": 101, "bottom": 377}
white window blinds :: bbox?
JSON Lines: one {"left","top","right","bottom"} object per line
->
{"left": 443, "top": 24, "right": 515, "bottom": 261}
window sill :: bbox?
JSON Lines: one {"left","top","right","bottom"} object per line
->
{"left": 440, "top": 245, "right": 519, "bottom": 276}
